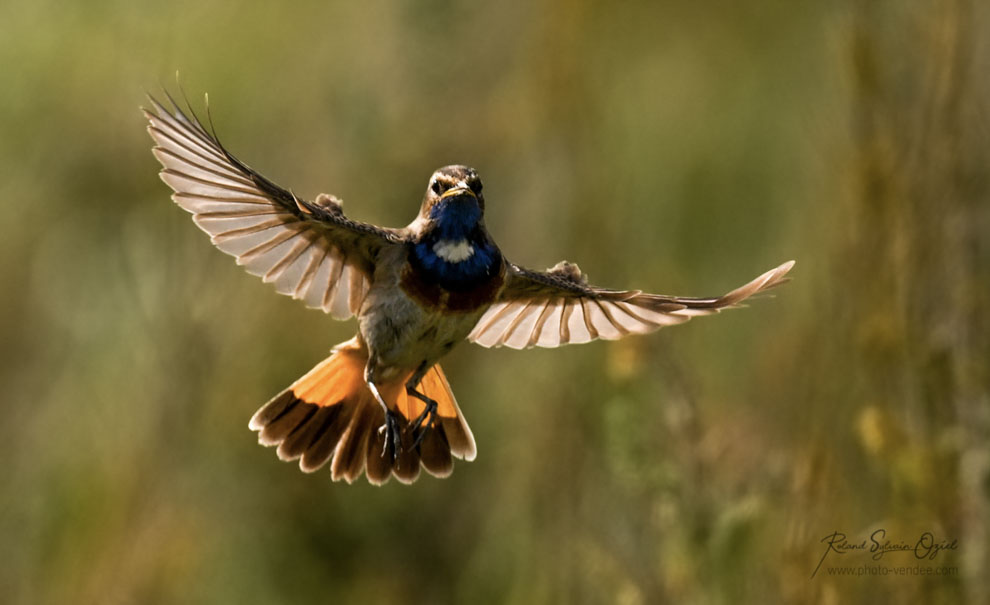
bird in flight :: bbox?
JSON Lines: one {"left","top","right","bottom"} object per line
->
{"left": 144, "top": 93, "right": 793, "bottom": 485}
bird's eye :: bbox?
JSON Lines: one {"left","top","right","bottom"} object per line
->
{"left": 470, "top": 180, "right": 483, "bottom": 194}
{"left": 431, "top": 180, "right": 444, "bottom": 195}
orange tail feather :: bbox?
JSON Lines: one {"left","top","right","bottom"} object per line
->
{"left": 248, "top": 338, "right": 476, "bottom": 485}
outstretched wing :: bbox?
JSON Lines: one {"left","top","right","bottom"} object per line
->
{"left": 468, "top": 260, "right": 794, "bottom": 349}
{"left": 144, "top": 93, "right": 403, "bottom": 319}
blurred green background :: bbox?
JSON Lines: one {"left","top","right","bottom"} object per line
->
{"left": 2, "top": 0, "right": 988, "bottom": 603}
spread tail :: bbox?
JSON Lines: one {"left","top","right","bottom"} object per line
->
{"left": 248, "top": 338, "right": 476, "bottom": 485}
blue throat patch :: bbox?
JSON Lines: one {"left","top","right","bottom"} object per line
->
{"left": 429, "top": 197, "right": 481, "bottom": 240}
{"left": 411, "top": 197, "right": 500, "bottom": 290}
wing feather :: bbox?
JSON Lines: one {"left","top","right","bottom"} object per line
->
{"left": 329, "top": 264, "right": 353, "bottom": 319}
{"left": 145, "top": 92, "right": 402, "bottom": 318}
{"left": 468, "top": 260, "right": 794, "bottom": 349}
{"left": 500, "top": 301, "right": 543, "bottom": 349}
{"left": 534, "top": 301, "right": 564, "bottom": 347}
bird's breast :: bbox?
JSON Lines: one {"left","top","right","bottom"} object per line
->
{"left": 400, "top": 256, "right": 504, "bottom": 313}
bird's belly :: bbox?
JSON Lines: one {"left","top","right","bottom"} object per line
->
{"left": 358, "top": 284, "right": 487, "bottom": 374}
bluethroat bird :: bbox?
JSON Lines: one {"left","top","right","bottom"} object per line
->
{"left": 145, "top": 93, "right": 794, "bottom": 485}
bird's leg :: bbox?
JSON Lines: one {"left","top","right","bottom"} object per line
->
{"left": 406, "top": 362, "right": 439, "bottom": 450}
{"left": 365, "top": 360, "right": 400, "bottom": 462}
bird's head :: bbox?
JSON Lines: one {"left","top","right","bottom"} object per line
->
{"left": 409, "top": 165, "right": 499, "bottom": 286}
{"left": 416, "top": 165, "right": 485, "bottom": 239}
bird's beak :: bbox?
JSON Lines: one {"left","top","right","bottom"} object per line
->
{"left": 439, "top": 184, "right": 476, "bottom": 201}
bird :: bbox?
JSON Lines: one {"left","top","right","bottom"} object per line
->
{"left": 144, "top": 92, "right": 794, "bottom": 486}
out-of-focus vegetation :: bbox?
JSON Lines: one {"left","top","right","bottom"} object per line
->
{"left": 2, "top": 0, "right": 987, "bottom": 603}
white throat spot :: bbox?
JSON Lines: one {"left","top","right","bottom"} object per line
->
{"left": 433, "top": 239, "right": 475, "bottom": 263}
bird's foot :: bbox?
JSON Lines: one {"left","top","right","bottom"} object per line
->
{"left": 409, "top": 397, "right": 438, "bottom": 450}
{"left": 378, "top": 410, "right": 402, "bottom": 462}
